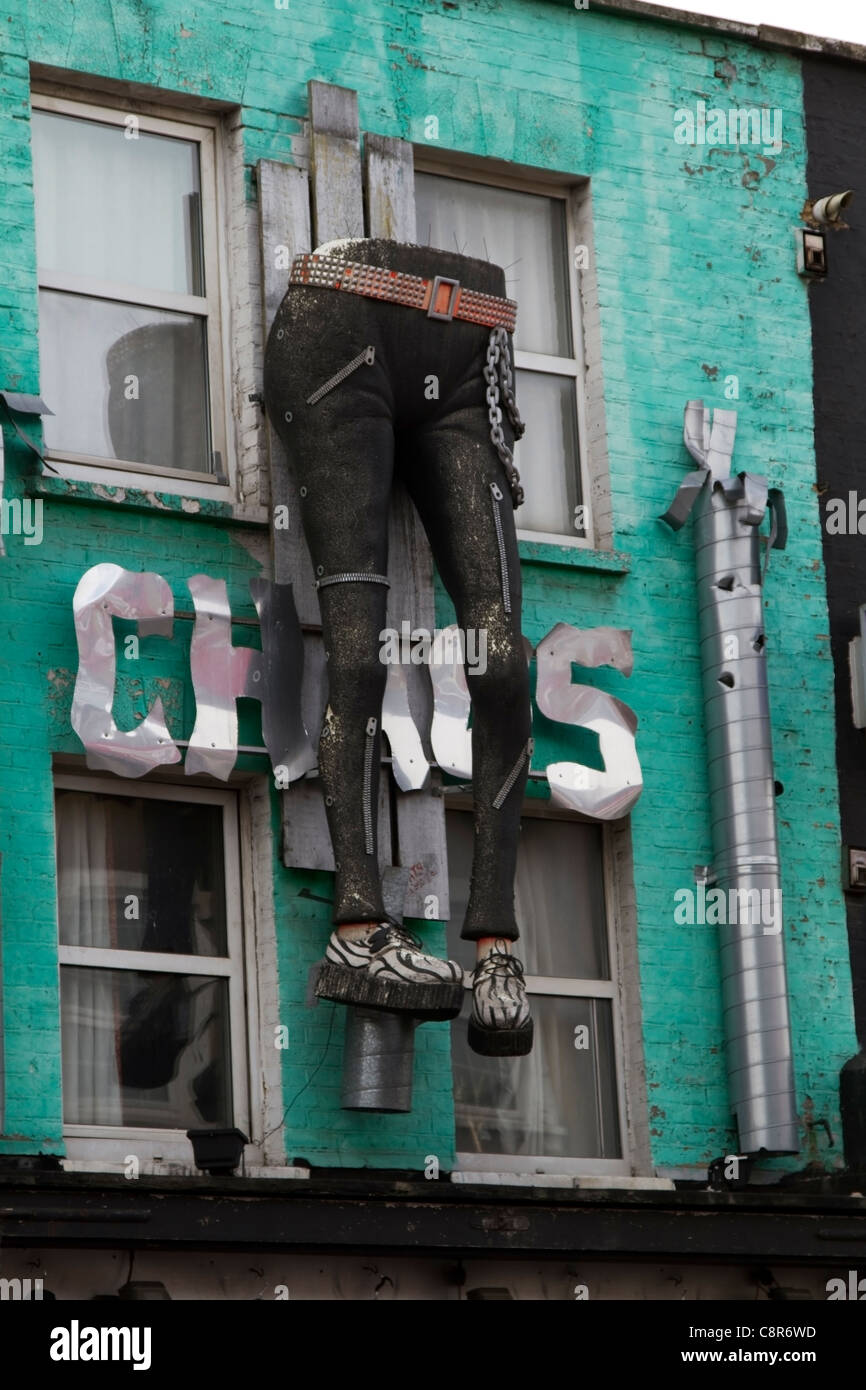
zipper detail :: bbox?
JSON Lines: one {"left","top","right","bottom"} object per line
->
{"left": 489, "top": 482, "right": 512, "bottom": 614}
{"left": 306, "top": 345, "right": 375, "bottom": 406}
{"left": 492, "top": 737, "right": 534, "bottom": 810}
{"left": 363, "top": 716, "right": 377, "bottom": 855}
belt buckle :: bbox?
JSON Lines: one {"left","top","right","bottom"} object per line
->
{"left": 427, "top": 275, "right": 460, "bottom": 321}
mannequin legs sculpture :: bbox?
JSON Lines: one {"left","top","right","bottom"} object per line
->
{"left": 264, "top": 239, "right": 533, "bottom": 1054}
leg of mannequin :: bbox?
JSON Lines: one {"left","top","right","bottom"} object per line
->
{"left": 402, "top": 411, "right": 531, "bottom": 945}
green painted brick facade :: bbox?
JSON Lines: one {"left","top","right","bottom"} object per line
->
{"left": 0, "top": 0, "right": 856, "bottom": 1173}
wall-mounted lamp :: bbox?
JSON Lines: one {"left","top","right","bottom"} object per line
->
{"left": 795, "top": 190, "right": 855, "bottom": 279}
{"left": 810, "top": 190, "right": 854, "bottom": 226}
{"left": 843, "top": 847, "right": 866, "bottom": 892}
{"left": 795, "top": 227, "right": 828, "bottom": 278}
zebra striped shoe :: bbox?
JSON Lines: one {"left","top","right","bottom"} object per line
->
{"left": 315, "top": 925, "right": 465, "bottom": 1020}
{"left": 468, "top": 944, "right": 534, "bottom": 1056}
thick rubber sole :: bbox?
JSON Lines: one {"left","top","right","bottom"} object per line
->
{"left": 467, "top": 1015, "right": 534, "bottom": 1056}
{"left": 315, "top": 960, "right": 465, "bottom": 1021}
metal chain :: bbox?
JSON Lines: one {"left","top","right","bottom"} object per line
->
{"left": 484, "top": 328, "right": 525, "bottom": 508}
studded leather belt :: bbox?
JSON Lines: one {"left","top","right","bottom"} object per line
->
{"left": 289, "top": 252, "right": 518, "bottom": 333}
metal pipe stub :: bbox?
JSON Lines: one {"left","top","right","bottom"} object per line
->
{"left": 335, "top": 866, "right": 457, "bottom": 1112}
{"left": 341, "top": 1008, "right": 418, "bottom": 1112}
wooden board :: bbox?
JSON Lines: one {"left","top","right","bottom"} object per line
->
{"left": 281, "top": 775, "right": 393, "bottom": 875}
{"left": 364, "top": 133, "right": 417, "bottom": 243}
{"left": 309, "top": 80, "right": 365, "bottom": 246}
{"left": 257, "top": 158, "right": 317, "bottom": 610}
{"left": 364, "top": 135, "right": 450, "bottom": 922}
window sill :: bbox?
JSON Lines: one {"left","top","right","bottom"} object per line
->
{"left": 25, "top": 471, "right": 269, "bottom": 528}
{"left": 450, "top": 1171, "right": 674, "bottom": 1191}
{"left": 518, "top": 539, "right": 631, "bottom": 573}
{"left": 61, "top": 1159, "right": 310, "bottom": 1181}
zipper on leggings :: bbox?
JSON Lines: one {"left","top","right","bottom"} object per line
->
{"left": 492, "top": 736, "right": 534, "bottom": 810}
{"left": 306, "top": 346, "right": 375, "bottom": 406}
{"left": 489, "top": 481, "right": 512, "bottom": 614}
{"left": 363, "top": 716, "right": 377, "bottom": 855}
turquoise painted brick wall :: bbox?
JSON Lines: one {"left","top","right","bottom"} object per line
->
{"left": 0, "top": 0, "right": 855, "bottom": 1173}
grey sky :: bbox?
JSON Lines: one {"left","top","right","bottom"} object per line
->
{"left": 648, "top": 0, "right": 866, "bottom": 45}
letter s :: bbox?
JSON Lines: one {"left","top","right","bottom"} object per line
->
{"left": 535, "top": 623, "right": 642, "bottom": 820}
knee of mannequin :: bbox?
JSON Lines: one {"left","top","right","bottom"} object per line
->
{"left": 469, "top": 642, "right": 530, "bottom": 703}
{"left": 323, "top": 649, "right": 389, "bottom": 701}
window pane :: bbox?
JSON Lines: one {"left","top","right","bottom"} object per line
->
{"left": 40, "top": 290, "right": 212, "bottom": 472}
{"left": 414, "top": 172, "right": 572, "bottom": 356}
{"left": 446, "top": 810, "right": 608, "bottom": 979}
{"left": 32, "top": 110, "right": 204, "bottom": 296}
{"left": 513, "top": 370, "right": 581, "bottom": 535}
{"left": 61, "top": 966, "right": 232, "bottom": 1129}
{"left": 452, "top": 994, "right": 621, "bottom": 1159}
{"left": 56, "top": 790, "right": 228, "bottom": 956}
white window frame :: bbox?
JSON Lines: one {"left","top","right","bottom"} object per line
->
{"left": 412, "top": 158, "right": 593, "bottom": 549}
{"left": 55, "top": 774, "right": 261, "bottom": 1167}
{"left": 31, "top": 92, "right": 234, "bottom": 501}
{"left": 447, "top": 799, "right": 630, "bottom": 1177}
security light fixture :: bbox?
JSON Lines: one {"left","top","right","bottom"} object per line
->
{"left": 844, "top": 847, "right": 866, "bottom": 892}
{"left": 795, "top": 227, "right": 827, "bottom": 278}
{"left": 811, "top": 190, "right": 854, "bottom": 226}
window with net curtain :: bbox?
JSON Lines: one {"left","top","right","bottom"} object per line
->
{"left": 414, "top": 172, "right": 582, "bottom": 539}
{"left": 30, "top": 107, "right": 214, "bottom": 475}
{"left": 446, "top": 810, "right": 621, "bottom": 1161}
{"left": 55, "top": 788, "right": 235, "bottom": 1131}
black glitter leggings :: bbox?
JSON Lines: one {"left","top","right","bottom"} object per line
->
{"left": 264, "top": 239, "right": 532, "bottom": 941}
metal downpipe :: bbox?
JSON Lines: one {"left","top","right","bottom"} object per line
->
{"left": 662, "top": 400, "right": 798, "bottom": 1155}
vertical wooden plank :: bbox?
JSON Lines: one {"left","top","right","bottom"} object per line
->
{"left": 282, "top": 777, "right": 392, "bottom": 875}
{"left": 258, "top": 158, "right": 327, "bottom": 878}
{"left": 276, "top": 84, "right": 368, "bottom": 872}
{"left": 300, "top": 633, "right": 328, "bottom": 751}
{"left": 364, "top": 134, "right": 417, "bottom": 243}
{"left": 308, "top": 81, "right": 365, "bottom": 245}
{"left": 257, "top": 159, "right": 317, "bottom": 613}
{"left": 365, "top": 136, "right": 450, "bottom": 922}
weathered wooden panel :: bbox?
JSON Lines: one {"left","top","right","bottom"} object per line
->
{"left": 257, "top": 158, "right": 317, "bottom": 611}
{"left": 275, "top": 84, "right": 366, "bottom": 872}
{"left": 300, "top": 632, "right": 328, "bottom": 751}
{"left": 364, "top": 133, "right": 417, "bottom": 243}
{"left": 309, "top": 80, "right": 364, "bottom": 245}
{"left": 281, "top": 776, "right": 393, "bottom": 876}
{"left": 365, "top": 135, "right": 450, "bottom": 922}
{"left": 397, "top": 783, "right": 450, "bottom": 920}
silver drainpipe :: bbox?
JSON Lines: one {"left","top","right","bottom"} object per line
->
{"left": 661, "top": 400, "right": 798, "bottom": 1155}
{"left": 0, "top": 852, "right": 4, "bottom": 1136}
